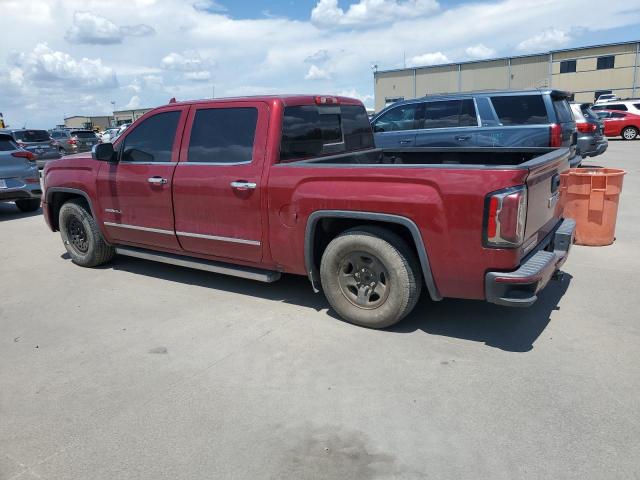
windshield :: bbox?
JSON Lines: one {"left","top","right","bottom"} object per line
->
{"left": 13, "top": 130, "right": 50, "bottom": 142}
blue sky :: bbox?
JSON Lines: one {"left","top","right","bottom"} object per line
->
{"left": 1, "top": 0, "right": 639, "bottom": 128}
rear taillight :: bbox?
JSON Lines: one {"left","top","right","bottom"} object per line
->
{"left": 12, "top": 151, "right": 36, "bottom": 161}
{"left": 315, "top": 96, "right": 339, "bottom": 105}
{"left": 484, "top": 186, "right": 528, "bottom": 248}
{"left": 576, "top": 122, "right": 597, "bottom": 133}
{"left": 550, "top": 123, "right": 562, "bottom": 147}
{"left": 25, "top": 177, "right": 40, "bottom": 184}
{"left": 67, "top": 139, "right": 77, "bottom": 145}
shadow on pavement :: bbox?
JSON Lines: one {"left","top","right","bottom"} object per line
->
{"left": 0, "top": 203, "right": 42, "bottom": 221}
{"left": 393, "top": 273, "right": 573, "bottom": 352}
{"left": 60, "top": 252, "right": 572, "bottom": 352}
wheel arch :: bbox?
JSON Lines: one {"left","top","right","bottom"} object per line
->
{"left": 46, "top": 188, "right": 95, "bottom": 231}
{"left": 621, "top": 125, "right": 639, "bottom": 137}
{"left": 304, "top": 210, "right": 442, "bottom": 301}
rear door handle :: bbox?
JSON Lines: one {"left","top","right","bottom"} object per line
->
{"left": 230, "top": 181, "right": 257, "bottom": 190}
{"left": 398, "top": 139, "right": 413, "bottom": 145}
{"left": 148, "top": 176, "right": 168, "bottom": 185}
{"left": 455, "top": 136, "right": 471, "bottom": 141}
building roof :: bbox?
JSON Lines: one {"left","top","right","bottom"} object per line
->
{"left": 375, "top": 39, "right": 640, "bottom": 75}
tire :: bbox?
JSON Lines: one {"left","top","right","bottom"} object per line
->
{"left": 621, "top": 126, "right": 638, "bottom": 141}
{"left": 15, "top": 199, "right": 41, "bottom": 212}
{"left": 59, "top": 199, "right": 115, "bottom": 267}
{"left": 320, "top": 226, "right": 422, "bottom": 329}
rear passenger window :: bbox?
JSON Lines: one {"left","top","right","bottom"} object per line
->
{"left": 0, "top": 137, "right": 18, "bottom": 151}
{"left": 490, "top": 95, "right": 548, "bottom": 125}
{"left": 121, "top": 111, "right": 180, "bottom": 163}
{"left": 553, "top": 99, "right": 573, "bottom": 123}
{"left": 341, "top": 105, "right": 374, "bottom": 151}
{"left": 634, "top": 104, "right": 640, "bottom": 110}
{"left": 280, "top": 106, "right": 342, "bottom": 161}
{"left": 188, "top": 108, "right": 258, "bottom": 163}
{"left": 611, "top": 112, "right": 626, "bottom": 118}
{"left": 459, "top": 99, "right": 478, "bottom": 127}
{"left": 373, "top": 104, "right": 419, "bottom": 132}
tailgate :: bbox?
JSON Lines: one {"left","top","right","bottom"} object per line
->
{"left": 523, "top": 147, "right": 571, "bottom": 246}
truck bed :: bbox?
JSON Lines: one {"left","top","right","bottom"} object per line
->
{"left": 283, "top": 146, "right": 566, "bottom": 168}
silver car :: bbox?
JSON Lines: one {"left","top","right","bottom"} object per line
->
{"left": 0, "top": 132, "right": 42, "bottom": 212}
{"left": 1, "top": 128, "right": 61, "bottom": 169}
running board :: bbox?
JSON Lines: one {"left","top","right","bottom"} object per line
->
{"left": 115, "top": 246, "right": 281, "bottom": 283}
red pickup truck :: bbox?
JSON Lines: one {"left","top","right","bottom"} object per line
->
{"left": 43, "top": 95, "right": 575, "bottom": 328}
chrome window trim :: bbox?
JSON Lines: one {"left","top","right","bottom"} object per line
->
{"left": 176, "top": 231, "right": 260, "bottom": 246}
{"left": 118, "top": 161, "right": 178, "bottom": 166}
{"left": 103, "top": 222, "right": 174, "bottom": 235}
{"left": 178, "top": 161, "right": 252, "bottom": 166}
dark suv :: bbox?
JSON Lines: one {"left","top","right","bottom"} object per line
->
{"left": 1, "top": 128, "right": 61, "bottom": 168}
{"left": 570, "top": 102, "right": 607, "bottom": 159}
{"left": 371, "top": 89, "right": 578, "bottom": 165}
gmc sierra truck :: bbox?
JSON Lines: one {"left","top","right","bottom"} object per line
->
{"left": 42, "top": 95, "right": 576, "bottom": 328}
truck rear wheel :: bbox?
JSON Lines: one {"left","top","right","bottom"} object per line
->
{"left": 320, "top": 226, "right": 422, "bottom": 329}
{"left": 59, "top": 199, "right": 115, "bottom": 267}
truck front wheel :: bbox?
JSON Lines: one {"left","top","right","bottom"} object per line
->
{"left": 59, "top": 199, "right": 115, "bottom": 267}
{"left": 320, "top": 227, "right": 422, "bottom": 329}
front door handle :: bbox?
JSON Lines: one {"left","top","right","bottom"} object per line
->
{"left": 398, "top": 139, "right": 412, "bottom": 145}
{"left": 230, "top": 181, "right": 257, "bottom": 191}
{"left": 455, "top": 135, "right": 471, "bottom": 141}
{"left": 148, "top": 176, "right": 168, "bottom": 185}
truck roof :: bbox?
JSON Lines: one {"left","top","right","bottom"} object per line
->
{"left": 157, "top": 95, "right": 364, "bottom": 110}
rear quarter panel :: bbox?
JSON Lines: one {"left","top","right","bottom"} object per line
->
{"left": 267, "top": 164, "right": 529, "bottom": 300}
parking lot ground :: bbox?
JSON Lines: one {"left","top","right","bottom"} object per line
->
{"left": 1, "top": 140, "right": 639, "bottom": 480}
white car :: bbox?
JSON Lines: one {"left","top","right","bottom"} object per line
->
{"left": 591, "top": 100, "right": 640, "bottom": 116}
{"left": 100, "top": 128, "right": 119, "bottom": 143}
{"left": 595, "top": 94, "right": 619, "bottom": 103}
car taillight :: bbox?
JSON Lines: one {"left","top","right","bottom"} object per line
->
{"left": 550, "top": 123, "right": 562, "bottom": 147}
{"left": 484, "top": 186, "right": 528, "bottom": 248}
{"left": 315, "top": 96, "right": 339, "bottom": 105}
{"left": 25, "top": 177, "right": 40, "bottom": 184}
{"left": 12, "top": 151, "right": 36, "bottom": 161}
{"left": 68, "top": 139, "right": 77, "bottom": 145}
{"left": 576, "top": 122, "right": 597, "bottom": 133}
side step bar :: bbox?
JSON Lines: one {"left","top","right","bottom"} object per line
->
{"left": 115, "top": 246, "right": 281, "bottom": 283}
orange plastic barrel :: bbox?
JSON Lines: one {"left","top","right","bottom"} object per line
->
{"left": 559, "top": 168, "right": 626, "bottom": 246}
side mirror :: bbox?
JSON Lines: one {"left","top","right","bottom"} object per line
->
{"left": 92, "top": 143, "right": 116, "bottom": 162}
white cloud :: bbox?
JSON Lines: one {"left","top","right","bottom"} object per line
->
{"left": 66, "top": 11, "right": 122, "bottom": 44}
{"left": 311, "top": 0, "right": 439, "bottom": 28}
{"left": 517, "top": 29, "right": 571, "bottom": 52}
{"left": 125, "top": 95, "right": 141, "bottom": 109}
{"left": 193, "top": 0, "right": 227, "bottom": 13}
{"left": 335, "top": 88, "right": 374, "bottom": 106}
{"left": 10, "top": 43, "right": 118, "bottom": 89}
{"left": 465, "top": 44, "right": 496, "bottom": 59}
{"left": 305, "top": 49, "right": 330, "bottom": 63}
{"left": 184, "top": 70, "right": 211, "bottom": 81}
{"left": 161, "top": 51, "right": 214, "bottom": 71}
{"left": 407, "top": 52, "right": 449, "bottom": 67}
{"left": 305, "top": 64, "right": 332, "bottom": 80}
{"left": 65, "top": 11, "right": 155, "bottom": 45}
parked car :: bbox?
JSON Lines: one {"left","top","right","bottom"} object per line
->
{"left": 50, "top": 129, "right": 100, "bottom": 155}
{"left": 595, "top": 93, "right": 619, "bottom": 103}
{"left": 591, "top": 100, "right": 640, "bottom": 116}
{"left": 100, "top": 128, "right": 119, "bottom": 143}
{"left": 594, "top": 110, "right": 640, "bottom": 140}
{"left": 570, "top": 102, "right": 607, "bottom": 158}
{"left": 0, "top": 128, "right": 61, "bottom": 168}
{"left": 0, "top": 132, "right": 42, "bottom": 212}
{"left": 370, "top": 89, "right": 579, "bottom": 165}
{"left": 110, "top": 123, "right": 131, "bottom": 142}
{"left": 43, "top": 95, "right": 575, "bottom": 329}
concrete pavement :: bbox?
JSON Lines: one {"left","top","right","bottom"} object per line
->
{"left": 1, "top": 140, "right": 639, "bottom": 479}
